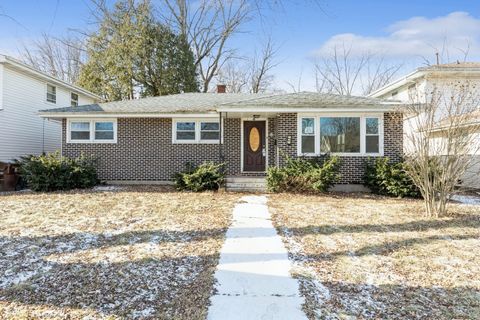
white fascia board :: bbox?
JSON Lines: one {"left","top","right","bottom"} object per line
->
{"left": 39, "top": 112, "right": 219, "bottom": 119}
{"left": 216, "top": 106, "right": 400, "bottom": 113}
{"left": 368, "top": 70, "right": 425, "bottom": 98}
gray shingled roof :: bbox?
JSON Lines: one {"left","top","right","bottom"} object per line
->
{"left": 39, "top": 92, "right": 399, "bottom": 116}
{"left": 219, "top": 92, "right": 398, "bottom": 109}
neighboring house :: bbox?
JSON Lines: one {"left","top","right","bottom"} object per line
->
{"left": 369, "top": 62, "right": 480, "bottom": 189}
{"left": 0, "top": 54, "right": 101, "bottom": 163}
{"left": 39, "top": 88, "right": 403, "bottom": 190}
{"left": 432, "top": 110, "right": 480, "bottom": 189}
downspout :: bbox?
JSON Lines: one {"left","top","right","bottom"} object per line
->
{"left": 275, "top": 114, "right": 280, "bottom": 167}
{"left": 219, "top": 111, "right": 225, "bottom": 163}
{"left": 42, "top": 118, "right": 45, "bottom": 154}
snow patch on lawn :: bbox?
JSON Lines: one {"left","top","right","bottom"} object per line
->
{"left": 280, "top": 226, "right": 331, "bottom": 316}
{"left": 93, "top": 185, "right": 123, "bottom": 192}
{"left": 451, "top": 194, "right": 480, "bottom": 205}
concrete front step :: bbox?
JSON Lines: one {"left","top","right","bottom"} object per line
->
{"left": 226, "top": 176, "right": 267, "bottom": 192}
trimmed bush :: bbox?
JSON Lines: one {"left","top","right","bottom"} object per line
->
{"left": 17, "top": 152, "right": 98, "bottom": 192}
{"left": 363, "top": 157, "right": 420, "bottom": 198}
{"left": 267, "top": 155, "right": 341, "bottom": 193}
{"left": 174, "top": 162, "right": 224, "bottom": 192}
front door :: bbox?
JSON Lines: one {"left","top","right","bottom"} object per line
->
{"left": 243, "top": 121, "right": 266, "bottom": 172}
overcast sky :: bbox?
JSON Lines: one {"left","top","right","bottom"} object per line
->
{"left": 1, "top": 0, "right": 479, "bottom": 91}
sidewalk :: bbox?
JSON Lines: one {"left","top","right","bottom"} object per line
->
{"left": 207, "top": 195, "right": 307, "bottom": 320}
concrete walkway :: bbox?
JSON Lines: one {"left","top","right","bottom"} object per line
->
{"left": 207, "top": 195, "right": 307, "bottom": 320}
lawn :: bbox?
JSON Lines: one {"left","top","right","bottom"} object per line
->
{"left": 269, "top": 193, "right": 480, "bottom": 319}
{"left": 0, "top": 186, "right": 239, "bottom": 319}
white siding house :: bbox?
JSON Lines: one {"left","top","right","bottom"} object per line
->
{"left": 369, "top": 62, "right": 480, "bottom": 189}
{"left": 0, "top": 54, "right": 100, "bottom": 163}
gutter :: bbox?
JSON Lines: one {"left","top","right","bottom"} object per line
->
{"left": 38, "top": 112, "right": 220, "bottom": 119}
{"left": 368, "top": 70, "right": 425, "bottom": 98}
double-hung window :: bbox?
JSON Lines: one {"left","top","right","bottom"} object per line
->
{"left": 95, "top": 122, "right": 115, "bottom": 140}
{"left": 68, "top": 119, "right": 117, "bottom": 143}
{"left": 299, "top": 115, "right": 382, "bottom": 156}
{"left": 301, "top": 118, "right": 315, "bottom": 154}
{"left": 47, "top": 84, "right": 56, "bottom": 103}
{"left": 173, "top": 119, "right": 221, "bottom": 143}
{"left": 70, "top": 122, "right": 90, "bottom": 141}
{"left": 176, "top": 122, "right": 196, "bottom": 141}
{"left": 200, "top": 122, "right": 220, "bottom": 141}
{"left": 365, "top": 117, "right": 380, "bottom": 153}
{"left": 71, "top": 93, "right": 79, "bottom": 107}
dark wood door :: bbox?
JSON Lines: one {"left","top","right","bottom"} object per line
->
{"left": 243, "top": 121, "right": 266, "bottom": 172}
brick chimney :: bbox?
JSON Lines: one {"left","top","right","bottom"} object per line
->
{"left": 217, "top": 84, "right": 226, "bottom": 93}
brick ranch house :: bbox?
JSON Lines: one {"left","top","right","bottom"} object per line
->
{"left": 39, "top": 89, "right": 403, "bottom": 190}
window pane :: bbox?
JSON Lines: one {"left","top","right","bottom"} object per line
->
{"left": 71, "top": 131, "right": 90, "bottom": 140}
{"left": 320, "top": 117, "right": 360, "bottom": 153}
{"left": 95, "top": 122, "right": 114, "bottom": 131}
{"left": 177, "top": 122, "right": 195, "bottom": 131}
{"left": 71, "top": 93, "right": 79, "bottom": 107}
{"left": 201, "top": 131, "right": 219, "bottom": 140}
{"left": 47, "top": 93, "right": 56, "bottom": 103}
{"left": 301, "top": 136, "right": 315, "bottom": 153}
{"left": 366, "top": 118, "right": 379, "bottom": 135}
{"left": 177, "top": 131, "right": 195, "bottom": 140}
{"left": 95, "top": 131, "right": 114, "bottom": 140}
{"left": 71, "top": 122, "right": 90, "bottom": 131}
{"left": 201, "top": 122, "right": 219, "bottom": 131}
{"left": 302, "top": 118, "right": 315, "bottom": 135}
{"left": 47, "top": 85, "right": 56, "bottom": 94}
{"left": 366, "top": 136, "right": 379, "bottom": 153}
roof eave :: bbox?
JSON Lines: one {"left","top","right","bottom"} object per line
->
{"left": 217, "top": 105, "right": 401, "bottom": 113}
{"left": 38, "top": 111, "right": 220, "bottom": 119}
{"left": 368, "top": 70, "right": 425, "bottom": 98}
{"left": 0, "top": 54, "right": 102, "bottom": 101}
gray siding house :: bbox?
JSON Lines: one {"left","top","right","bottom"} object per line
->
{"left": 39, "top": 89, "right": 403, "bottom": 189}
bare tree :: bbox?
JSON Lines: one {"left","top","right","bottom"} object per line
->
{"left": 216, "top": 60, "right": 249, "bottom": 93}
{"left": 403, "top": 81, "right": 480, "bottom": 218}
{"left": 420, "top": 38, "right": 471, "bottom": 67}
{"left": 217, "top": 37, "right": 278, "bottom": 93}
{"left": 314, "top": 43, "right": 402, "bottom": 96}
{"left": 250, "top": 37, "right": 279, "bottom": 93}
{"left": 159, "top": 0, "right": 251, "bottom": 92}
{"left": 0, "top": 5, "right": 23, "bottom": 26}
{"left": 21, "top": 33, "right": 86, "bottom": 83}
{"left": 285, "top": 69, "right": 304, "bottom": 93}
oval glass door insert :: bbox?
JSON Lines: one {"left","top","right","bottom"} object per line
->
{"left": 249, "top": 127, "right": 260, "bottom": 152}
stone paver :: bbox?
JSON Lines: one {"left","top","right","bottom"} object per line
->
{"left": 207, "top": 195, "right": 307, "bottom": 320}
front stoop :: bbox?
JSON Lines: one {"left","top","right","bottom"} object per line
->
{"left": 226, "top": 176, "right": 267, "bottom": 192}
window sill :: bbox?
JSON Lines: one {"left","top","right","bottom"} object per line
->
{"left": 67, "top": 140, "right": 117, "bottom": 144}
{"left": 297, "top": 152, "right": 383, "bottom": 157}
{"left": 173, "top": 140, "right": 220, "bottom": 144}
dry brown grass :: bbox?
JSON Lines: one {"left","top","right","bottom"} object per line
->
{"left": 0, "top": 186, "right": 240, "bottom": 319}
{"left": 269, "top": 193, "right": 480, "bottom": 319}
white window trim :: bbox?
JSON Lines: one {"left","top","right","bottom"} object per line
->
{"left": 297, "top": 113, "right": 384, "bottom": 157}
{"left": 172, "top": 118, "right": 223, "bottom": 144}
{"left": 46, "top": 83, "right": 57, "bottom": 104}
{"left": 71, "top": 92, "right": 79, "bottom": 107}
{"left": 365, "top": 117, "right": 381, "bottom": 154}
{"left": 67, "top": 119, "right": 117, "bottom": 144}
